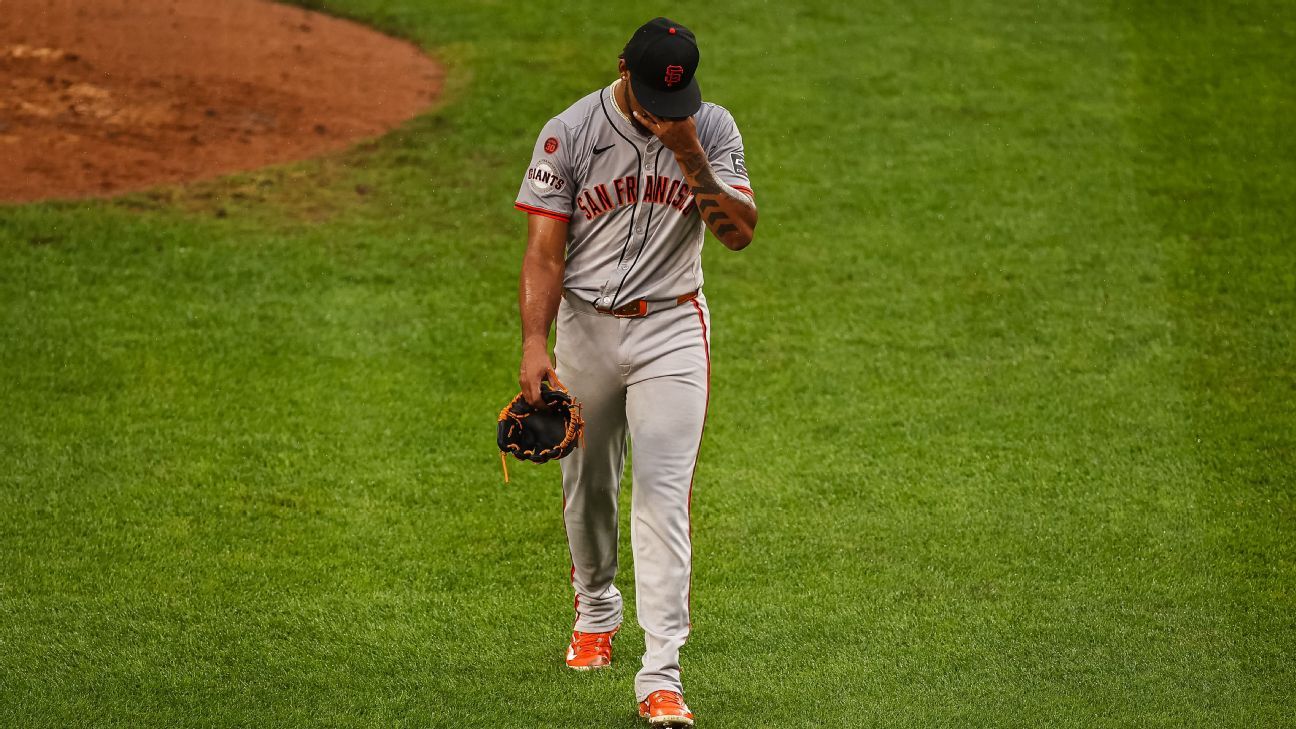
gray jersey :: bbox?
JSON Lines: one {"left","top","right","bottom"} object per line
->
{"left": 515, "top": 82, "right": 752, "bottom": 308}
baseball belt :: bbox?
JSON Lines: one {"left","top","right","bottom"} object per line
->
{"left": 564, "top": 289, "right": 699, "bottom": 318}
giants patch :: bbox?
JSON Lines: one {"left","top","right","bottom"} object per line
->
{"left": 664, "top": 65, "right": 684, "bottom": 87}
{"left": 731, "top": 151, "right": 747, "bottom": 177}
{"left": 544, "top": 137, "right": 559, "bottom": 154}
{"left": 527, "top": 159, "right": 566, "bottom": 194}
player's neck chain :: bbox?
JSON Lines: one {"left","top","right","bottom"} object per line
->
{"left": 611, "top": 78, "right": 633, "bottom": 125}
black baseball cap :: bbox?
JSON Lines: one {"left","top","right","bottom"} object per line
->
{"left": 622, "top": 17, "right": 702, "bottom": 119}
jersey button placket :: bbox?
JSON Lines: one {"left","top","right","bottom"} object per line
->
{"left": 623, "top": 150, "right": 650, "bottom": 273}
{"left": 624, "top": 217, "right": 645, "bottom": 271}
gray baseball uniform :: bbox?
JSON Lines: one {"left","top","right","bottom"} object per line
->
{"left": 515, "top": 80, "right": 751, "bottom": 702}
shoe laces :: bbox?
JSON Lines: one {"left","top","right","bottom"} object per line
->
{"left": 572, "top": 630, "right": 612, "bottom": 654}
{"left": 648, "top": 689, "right": 686, "bottom": 709}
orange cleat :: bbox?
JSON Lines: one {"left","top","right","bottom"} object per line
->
{"left": 564, "top": 628, "right": 618, "bottom": 670}
{"left": 637, "top": 690, "right": 694, "bottom": 727}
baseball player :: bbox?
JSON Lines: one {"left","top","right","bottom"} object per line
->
{"left": 514, "top": 17, "right": 756, "bottom": 727}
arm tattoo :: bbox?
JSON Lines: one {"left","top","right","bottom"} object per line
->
{"left": 677, "top": 149, "right": 754, "bottom": 247}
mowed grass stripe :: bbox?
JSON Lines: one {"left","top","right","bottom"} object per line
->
{"left": 1126, "top": 0, "right": 1295, "bottom": 721}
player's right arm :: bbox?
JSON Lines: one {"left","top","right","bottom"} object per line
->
{"left": 514, "top": 117, "right": 575, "bottom": 407}
{"left": 518, "top": 214, "right": 568, "bottom": 407}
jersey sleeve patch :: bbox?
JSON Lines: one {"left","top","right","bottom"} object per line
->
{"left": 526, "top": 159, "right": 567, "bottom": 195}
{"left": 730, "top": 152, "right": 747, "bottom": 177}
{"left": 544, "top": 137, "right": 559, "bottom": 154}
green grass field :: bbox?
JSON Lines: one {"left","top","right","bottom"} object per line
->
{"left": 2, "top": 1, "right": 1293, "bottom": 726}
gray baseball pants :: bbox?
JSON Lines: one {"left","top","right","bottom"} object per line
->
{"left": 554, "top": 289, "right": 711, "bottom": 702}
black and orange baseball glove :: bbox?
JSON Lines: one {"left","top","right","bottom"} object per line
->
{"left": 496, "top": 381, "right": 584, "bottom": 481}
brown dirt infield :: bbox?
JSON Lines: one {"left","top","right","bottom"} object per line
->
{"left": 1, "top": 0, "right": 443, "bottom": 204}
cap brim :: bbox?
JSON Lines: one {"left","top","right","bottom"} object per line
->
{"left": 629, "top": 75, "right": 702, "bottom": 119}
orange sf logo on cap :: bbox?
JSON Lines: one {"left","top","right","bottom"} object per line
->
{"left": 664, "top": 65, "right": 683, "bottom": 87}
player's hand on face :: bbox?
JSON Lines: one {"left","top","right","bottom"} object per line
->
{"left": 519, "top": 346, "right": 564, "bottom": 408}
{"left": 633, "top": 109, "right": 701, "bottom": 155}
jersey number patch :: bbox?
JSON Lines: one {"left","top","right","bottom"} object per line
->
{"left": 731, "top": 152, "right": 747, "bottom": 177}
